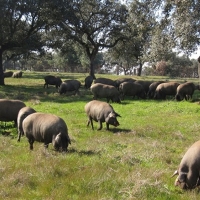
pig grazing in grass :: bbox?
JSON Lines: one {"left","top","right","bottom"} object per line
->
{"left": 0, "top": 99, "right": 26, "bottom": 125}
{"left": 119, "top": 82, "right": 146, "bottom": 100}
{"left": 172, "top": 140, "right": 200, "bottom": 189}
{"left": 59, "top": 80, "right": 81, "bottom": 95}
{"left": 17, "top": 106, "right": 36, "bottom": 142}
{"left": 4, "top": 71, "right": 13, "bottom": 78}
{"left": 147, "top": 81, "right": 165, "bottom": 99}
{"left": 44, "top": 75, "right": 62, "bottom": 88}
{"left": 12, "top": 71, "right": 23, "bottom": 78}
{"left": 115, "top": 78, "right": 136, "bottom": 90}
{"left": 175, "top": 82, "right": 199, "bottom": 101}
{"left": 154, "top": 82, "right": 180, "bottom": 100}
{"left": 90, "top": 83, "right": 121, "bottom": 103}
{"left": 85, "top": 100, "right": 121, "bottom": 130}
{"left": 94, "top": 77, "right": 117, "bottom": 87}
{"left": 22, "top": 113, "right": 71, "bottom": 151}
{"left": 84, "top": 75, "right": 93, "bottom": 89}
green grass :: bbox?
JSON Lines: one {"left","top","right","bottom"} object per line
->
{"left": 0, "top": 71, "right": 200, "bottom": 199}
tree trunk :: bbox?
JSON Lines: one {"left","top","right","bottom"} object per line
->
{"left": 137, "top": 60, "right": 142, "bottom": 76}
{"left": 198, "top": 56, "right": 200, "bottom": 88}
{"left": 89, "top": 60, "right": 96, "bottom": 79}
{"left": 123, "top": 68, "right": 126, "bottom": 75}
{"left": 0, "top": 50, "right": 5, "bottom": 85}
{"left": 116, "top": 64, "right": 119, "bottom": 75}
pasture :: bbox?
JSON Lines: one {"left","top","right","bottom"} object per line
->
{"left": 1, "top": 71, "right": 200, "bottom": 199}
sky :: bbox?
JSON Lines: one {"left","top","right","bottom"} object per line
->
{"left": 190, "top": 47, "right": 200, "bottom": 59}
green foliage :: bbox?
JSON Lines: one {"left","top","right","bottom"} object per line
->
{"left": 106, "top": 0, "right": 157, "bottom": 75}
{"left": 163, "top": 0, "right": 200, "bottom": 53}
{"left": 0, "top": 72, "right": 200, "bottom": 199}
{"left": 52, "top": 0, "right": 128, "bottom": 78}
{"left": 1, "top": 0, "right": 200, "bottom": 84}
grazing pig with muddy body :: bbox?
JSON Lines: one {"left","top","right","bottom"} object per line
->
{"left": 85, "top": 100, "right": 121, "bottom": 130}
{"left": 147, "top": 81, "right": 166, "bottom": 99}
{"left": 22, "top": 113, "right": 71, "bottom": 151}
{"left": 12, "top": 71, "right": 23, "bottom": 78}
{"left": 134, "top": 80, "right": 153, "bottom": 94}
{"left": 59, "top": 79, "right": 81, "bottom": 95}
{"left": 175, "top": 82, "right": 199, "bottom": 101}
{"left": 115, "top": 78, "right": 136, "bottom": 90}
{"left": 154, "top": 82, "right": 180, "bottom": 100}
{"left": 4, "top": 71, "right": 13, "bottom": 78}
{"left": 17, "top": 106, "right": 36, "bottom": 142}
{"left": 94, "top": 77, "right": 117, "bottom": 87}
{"left": 90, "top": 83, "right": 121, "bottom": 103}
{"left": 44, "top": 75, "right": 62, "bottom": 88}
{"left": 84, "top": 75, "right": 93, "bottom": 89}
{"left": 172, "top": 140, "right": 200, "bottom": 189}
{"left": 119, "top": 82, "right": 146, "bottom": 100}
{"left": 0, "top": 99, "right": 26, "bottom": 125}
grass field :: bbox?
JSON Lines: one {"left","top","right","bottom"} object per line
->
{"left": 0, "top": 71, "right": 200, "bottom": 199}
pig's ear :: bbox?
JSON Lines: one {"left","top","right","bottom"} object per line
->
{"left": 108, "top": 112, "right": 121, "bottom": 118}
{"left": 53, "top": 133, "right": 62, "bottom": 146}
{"left": 108, "top": 112, "right": 115, "bottom": 118}
{"left": 115, "top": 112, "right": 121, "bottom": 117}
{"left": 171, "top": 170, "right": 178, "bottom": 178}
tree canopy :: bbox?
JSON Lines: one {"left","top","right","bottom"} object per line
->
{"left": 0, "top": 0, "right": 55, "bottom": 84}
{"left": 51, "top": 0, "right": 128, "bottom": 78}
{"left": 1, "top": 0, "right": 200, "bottom": 85}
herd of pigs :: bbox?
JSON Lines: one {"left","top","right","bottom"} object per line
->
{"left": 45, "top": 75, "right": 199, "bottom": 102}
{"left": 1, "top": 74, "right": 200, "bottom": 191}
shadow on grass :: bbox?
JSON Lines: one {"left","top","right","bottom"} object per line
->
{"left": 0, "top": 122, "right": 15, "bottom": 128}
{"left": 119, "top": 101, "right": 131, "bottom": 105}
{"left": 1, "top": 131, "right": 12, "bottom": 136}
{"left": 0, "top": 84, "right": 93, "bottom": 103}
{"left": 68, "top": 148, "right": 101, "bottom": 156}
{"left": 111, "top": 128, "right": 132, "bottom": 134}
{"left": 0, "top": 121, "right": 18, "bottom": 138}
{"left": 189, "top": 97, "right": 200, "bottom": 103}
{"left": 20, "top": 72, "right": 85, "bottom": 81}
